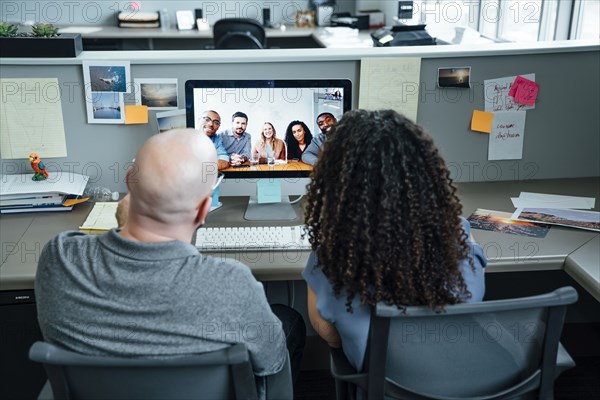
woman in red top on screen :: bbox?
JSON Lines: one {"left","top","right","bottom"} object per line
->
{"left": 284, "top": 120, "right": 313, "bottom": 161}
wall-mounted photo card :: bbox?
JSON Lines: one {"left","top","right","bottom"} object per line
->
{"left": 86, "top": 91, "right": 125, "bottom": 124}
{"left": 437, "top": 66, "right": 471, "bottom": 88}
{"left": 156, "top": 109, "right": 186, "bottom": 133}
{"left": 135, "top": 79, "right": 179, "bottom": 110}
{"left": 82, "top": 60, "right": 131, "bottom": 93}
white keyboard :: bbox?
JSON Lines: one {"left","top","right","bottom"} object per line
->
{"left": 195, "top": 225, "right": 311, "bottom": 252}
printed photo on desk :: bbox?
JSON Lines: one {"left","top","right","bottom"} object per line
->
{"left": 511, "top": 208, "right": 600, "bottom": 232}
{"left": 468, "top": 209, "right": 550, "bottom": 238}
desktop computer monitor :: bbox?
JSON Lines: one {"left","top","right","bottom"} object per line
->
{"left": 185, "top": 79, "right": 352, "bottom": 220}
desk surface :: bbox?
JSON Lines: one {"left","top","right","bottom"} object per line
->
{"left": 74, "top": 26, "right": 316, "bottom": 39}
{"left": 63, "top": 25, "right": 374, "bottom": 49}
{"left": 1, "top": 178, "right": 598, "bottom": 296}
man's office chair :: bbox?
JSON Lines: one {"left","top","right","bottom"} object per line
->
{"left": 213, "top": 18, "right": 266, "bottom": 49}
{"left": 331, "top": 286, "right": 578, "bottom": 400}
{"left": 29, "top": 341, "right": 293, "bottom": 400}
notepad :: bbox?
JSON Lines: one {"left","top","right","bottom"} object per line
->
{"left": 79, "top": 202, "right": 119, "bottom": 233}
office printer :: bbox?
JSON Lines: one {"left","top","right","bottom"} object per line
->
{"left": 330, "top": 12, "right": 369, "bottom": 30}
{"left": 371, "top": 24, "right": 436, "bottom": 47}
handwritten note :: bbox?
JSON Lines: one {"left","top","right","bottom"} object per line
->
{"left": 359, "top": 57, "right": 422, "bottom": 122}
{"left": 471, "top": 110, "right": 494, "bottom": 133}
{"left": 484, "top": 74, "right": 535, "bottom": 112}
{"left": 0, "top": 78, "right": 68, "bottom": 159}
{"left": 488, "top": 111, "right": 527, "bottom": 160}
{"left": 509, "top": 75, "right": 539, "bottom": 106}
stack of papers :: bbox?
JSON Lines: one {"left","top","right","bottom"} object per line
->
{"left": 510, "top": 192, "right": 599, "bottom": 232}
{"left": 79, "top": 202, "right": 119, "bottom": 233}
{"left": 0, "top": 173, "right": 88, "bottom": 214}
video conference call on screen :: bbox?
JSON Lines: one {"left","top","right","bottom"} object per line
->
{"left": 185, "top": 80, "right": 352, "bottom": 176}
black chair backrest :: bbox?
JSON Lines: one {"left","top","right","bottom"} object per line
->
{"left": 213, "top": 18, "right": 266, "bottom": 49}
{"left": 331, "top": 286, "right": 578, "bottom": 400}
{"left": 29, "top": 341, "right": 259, "bottom": 399}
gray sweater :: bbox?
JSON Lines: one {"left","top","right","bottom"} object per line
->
{"left": 35, "top": 229, "right": 286, "bottom": 378}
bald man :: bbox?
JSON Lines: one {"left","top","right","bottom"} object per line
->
{"left": 35, "top": 129, "right": 302, "bottom": 394}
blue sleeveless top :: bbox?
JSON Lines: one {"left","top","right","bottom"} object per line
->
{"left": 302, "top": 217, "right": 487, "bottom": 371}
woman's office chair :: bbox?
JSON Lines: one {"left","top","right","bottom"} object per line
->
{"left": 213, "top": 18, "right": 266, "bottom": 49}
{"left": 29, "top": 341, "right": 293, "bottom": 400}
{"left": 330, "top": 286, "right": 578, "bottom": 400}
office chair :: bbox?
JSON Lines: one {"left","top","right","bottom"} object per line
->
{"left": 29, "top": 341, "right": 293, "bottom": 400}
{"left": 213, "top": 18, "right": 266, "bottom": 49}
{"left": 330, "top": 286, "right": 578, "bottom": 400}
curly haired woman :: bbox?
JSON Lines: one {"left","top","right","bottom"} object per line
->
{"left": 302, "top": 109, "right": 486, "bottom": 372}
{"left": 284, "top": 120, "right": 313, "bottom": 160}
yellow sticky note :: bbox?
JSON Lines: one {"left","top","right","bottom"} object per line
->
{"left": 63, "top": 197, "right": 90, "bottom": 207}
{"left": 125, "top": 105, "right": 149, "bottom": 124}
{"left": 471, "top": 110, "right": 494, "bottom": 133}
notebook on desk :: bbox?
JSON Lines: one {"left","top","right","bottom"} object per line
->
{"left": 79, "top": 202, "right": 118, "bottom": 233}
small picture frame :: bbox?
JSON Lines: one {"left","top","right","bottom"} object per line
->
{"left": 295, "top": 10, "right": 315, "bottom": 28}
{"left": 85, "top": 91, "right": 125, "bottom": 124}
{"left": 82, "top": 60, "right": 131, "bottom": 93}
{"left": 437, "top": 66, "right": 471, "bottom": 88}
{"left": 156, "top": 109, "right": 187, "bottom": 133}
{"left": 176, "top": 10, "right": 195, "bottom": 30}
{"left": 134, "top": 78, "right": 179, "bottom": 110}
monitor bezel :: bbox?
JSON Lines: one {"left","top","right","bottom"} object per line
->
{"left": 185, "top": 79, "right": 352, "bottom": 178}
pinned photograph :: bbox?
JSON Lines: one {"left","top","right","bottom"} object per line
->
{"left": 86, "top": 92, "right": 125, "bottom": 124}
{"left": 437, "top": 67, "right": 471, "bottom": 88}
{"left": 83, "top": 61, "right": 131, "bottom": 93}
{"left": 135, "top": 79, "right": 178, "bottom": 110}
{"left": 156, "top": 109, "right": 186, "bottom": 133}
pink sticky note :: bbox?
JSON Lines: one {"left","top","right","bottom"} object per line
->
{"left": 514, "top": 80, "right": 539, "bottom": 106}
{"left": 509, "top": 75, "right": 539, "bottom": 106}
{"left": 508, "top": 76, "right": 523, "bottom": 97}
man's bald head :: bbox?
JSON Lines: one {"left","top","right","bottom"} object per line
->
{"left": 127, "top": 129, "right": 218, "bottom": 225}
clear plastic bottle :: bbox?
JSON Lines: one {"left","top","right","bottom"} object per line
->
{"left": 160, "top": 9, "right": 170, "bottom": 30}
{"left": 83, "top": 186, "right": 120, "bottom": 202}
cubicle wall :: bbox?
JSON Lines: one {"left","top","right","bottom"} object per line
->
{"left": 1, "top": 46, "right": 598, "bottom": 193}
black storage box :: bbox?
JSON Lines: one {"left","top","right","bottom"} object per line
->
{"left": 0, "top": 33, "right": 83, "bottom": 58}
{"left": 371, "top": 24, "right": 436, "bottom": 46}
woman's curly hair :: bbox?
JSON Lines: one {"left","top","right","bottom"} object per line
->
{"left": 304, "top": 109, "right": 472, "bottom": 312}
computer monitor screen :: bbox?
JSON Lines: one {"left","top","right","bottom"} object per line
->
{"left": 185, "top": 79, "right": 352, "bottom": 178}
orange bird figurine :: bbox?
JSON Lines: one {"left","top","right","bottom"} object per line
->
{"left": 29, "top": 152, "right": 49, "bottom": 181}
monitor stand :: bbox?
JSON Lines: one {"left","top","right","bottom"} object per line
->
{"left": 244, "top": 195, "right": 297, "bottom": 221}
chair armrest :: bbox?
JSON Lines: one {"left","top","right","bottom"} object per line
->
{"left": 555, "top": 342, "right": 576, "bottom": 379}
{"left": 329, "top": 348, "right": 367, "bottom": 389}
{"left": 265, "top": 352, "right": 293, "bottom": 400}
{"left": 37, "top": 381, "right": 53, "bottom": 400}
